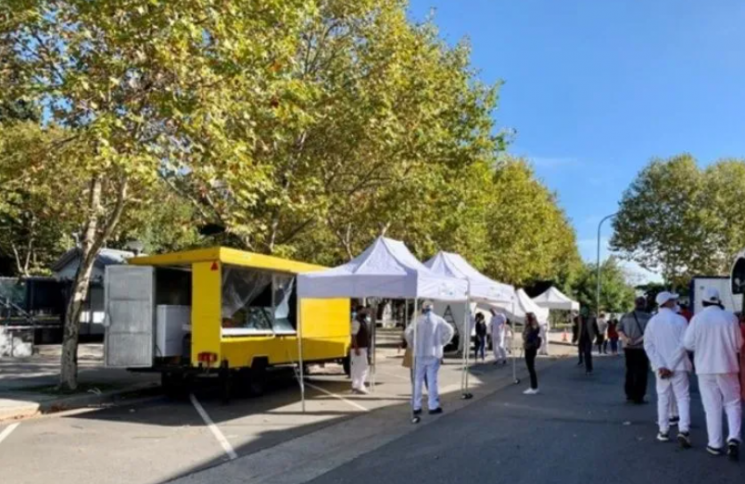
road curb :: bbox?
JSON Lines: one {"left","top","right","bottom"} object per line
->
{"left": 0, "top": 382, "right": 162, "bottom": 422}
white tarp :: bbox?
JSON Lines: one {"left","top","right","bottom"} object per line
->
{"left": 296, "top": 237, "right": 468, "bottom": 301}
{"left": 424, "top": 252, "right": 515, "bottom": 303}
{"left": 532, "top": 286, "right": 580, "bottom": 312}
{"left": 490, "top": 289, "right": 549, "bottom": 324}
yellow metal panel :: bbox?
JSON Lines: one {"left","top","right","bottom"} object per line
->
{"left": 217, "top": 247, "right": 325, "bottom": 273}
{"left": 130, "top": 247, "right": 221, "bottom": 267}
{"left": 219, "top": 297, "right": 350, "bottom": 368}
{"left": 191, "top": 261, "right": 222, "bottom": 365}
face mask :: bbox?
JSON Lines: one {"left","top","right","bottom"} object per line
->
{"left": 673, "top": 304, "right": 681, "bottom": 313}
{"left": 365, "top": 316, "right": 372, "bottom": 323}
{"left": 351, "top": 312, "right": 357, "bottom": 319}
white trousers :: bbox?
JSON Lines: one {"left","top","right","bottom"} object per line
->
{"left": 655, "top": 371, "right": 690, "bottom": 433}
{"left": 493, "top": 332, "right": 507, "bottom": 362}
{"left": 351, "top": 348, "right": 369, "bottom": 390}
{"left": 413, "top": 357, "right": 440, "bottom": 411}
{"left": 669, "top": 389, "right": 679, "bottom": 418}
{"left": 698, "top": 373, "right": 742, "bottom": 448}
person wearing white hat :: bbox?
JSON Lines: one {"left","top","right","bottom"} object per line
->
{"left": 644, "top": 291, "right": 692, "bottom": 447}
{"left": 406, "top": 301, "right": 455, "bottom": 416}
{"left": 684, "top": 288, "right": 744, "bottom": 460}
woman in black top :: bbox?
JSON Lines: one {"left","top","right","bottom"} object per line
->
{"left": 474, "top": 313, "right": 487, "bottom": 362}
{"left": 523, "top": 312, "right": 541, "bottom": 395}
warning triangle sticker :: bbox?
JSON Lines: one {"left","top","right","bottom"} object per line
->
{"left": 210, "top": 261, "right": 219, "bottom": 271}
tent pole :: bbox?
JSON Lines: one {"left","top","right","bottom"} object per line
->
{"left": 462, "top": 289, "right": 472, "bottom": 398}
{"left": 411, "top": 299, "right": 419, "bottom": 423}
{"left": 297, "top": 298, "right": 305, "bottom": 412}
{"left": 512, "top": 301, "right": 518, "bottom": 384}
{"left": 370, "top": 298, "right": 377, "bottom": 393}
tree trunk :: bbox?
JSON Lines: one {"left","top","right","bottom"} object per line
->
{"left": 60, "top": 175, "right": 128, "bottom": 391}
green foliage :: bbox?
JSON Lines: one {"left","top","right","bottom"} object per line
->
{"left": 612, "top": 155, "right": 745, "bottom": 285}
{"left": 569, "top": 257, "right": 636, "bottom": 314}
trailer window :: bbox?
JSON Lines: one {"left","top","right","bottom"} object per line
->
{"left": 220, "top": 265, "right": 297, "bottom": 336}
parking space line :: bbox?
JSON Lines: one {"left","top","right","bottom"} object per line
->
{"left": 0, "top": 423, "right": 20, "bottom": 445}
{"left": 189, "top": 394, "right": 238, "bottom": 461}
{"left": 305, "top": 382, "right": 370, "bottom": 412}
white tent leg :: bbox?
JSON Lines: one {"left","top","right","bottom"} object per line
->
{"left": 511, "top": 301, "right": 519, "bottom": 385}
{"left": 462, "top": 297, "right": 472, "bottom": 399}
{"left": 370, "top": 299, "right": 377, "bottom": 394}
{"left": 297, "top": 299, "right": 306, "bottom": 412}
{"left": 411, "top": 299, "right": 420, "bottom": 424}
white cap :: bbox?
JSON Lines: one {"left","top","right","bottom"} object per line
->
{"left": 703, "top": 288, "right": 721, "bottom": 305}
{"left": 655, "top": 291, "right": 679, "bottom": 306}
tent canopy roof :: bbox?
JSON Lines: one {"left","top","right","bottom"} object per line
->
{"left": 424, "top": 251, "right": 515, "bottom": 303}
{"left": 296, "top": 237, "right": 468, "bottom": 301}
{"left": 486, "top": 289, "right": 549, "bottom": 324}
{"left": 532, "top": 286, "right": 580, "bottom": 311}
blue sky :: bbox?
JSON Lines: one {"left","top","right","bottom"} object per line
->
{"left": 407, "top": 0, "right": 745, "bottom": 282}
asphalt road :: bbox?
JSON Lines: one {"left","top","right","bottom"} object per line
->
{"left": 306, "top": 355, "right": 744, "bottom": 484}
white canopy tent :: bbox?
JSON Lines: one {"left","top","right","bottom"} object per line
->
{"left": 531, "top": 286, "right": 579, "bottom": 355}
{"left": 491, "top": 289, "right": 549, "bottom": 324}
{"left": 424, "top": 251, "right": 518, "bottom": 394}
{"left": 532, "top": 286, "right": 580, "bottom": 312}
{"left": 296, "top": 237, "right": 468, "bottom": 418}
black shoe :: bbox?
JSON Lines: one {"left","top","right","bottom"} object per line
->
{"left": 728, "top": 440, "right": 740, "bottom": 461}
{"left": 707, "top": 446, "right": 724, "bottom": 456}
{"left": 633, "top": 399, "right": 648, "bottom": 405}
{"left": 657, "top": 432, "right": 670, "bottom": 442}
{"left": 669, "top": 416, "right": 680, "bottom": 427}
{"left": 428, "top": 407, "right": 443, "bottom": 415}
{"left": 576, "top": 361, "right": 583, "bottom": 366}
{"left": 413, "top": 409, "right": 422, "bottom": 416}
{"left": 677, "top": 432, "right": 692, "bottom": 449}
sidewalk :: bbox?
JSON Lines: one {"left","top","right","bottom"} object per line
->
{"left": 0, "top": 344, "right": 160, "bottom": 421}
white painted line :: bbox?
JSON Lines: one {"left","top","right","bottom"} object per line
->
{"left": 0, "top": 423, "right": 20, "bottom": 445}
{"left": 376, "top": 371, "right": 410, "bottom": 382}
{"left": 189, "top": 394, "right": 238, "bottom": 460}
{"left": 305, "top": 382, "right": 370, "bottom": 412}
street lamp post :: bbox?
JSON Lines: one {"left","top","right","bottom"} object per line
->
{"left": 596, "top": 213, "right": 618, "bottom": 316}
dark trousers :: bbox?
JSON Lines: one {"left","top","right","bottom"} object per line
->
{"left": 525, "top": 347, "right": 538, "bottom": 389}
{"left": 624, "top": 348, "right": 649, "bottom": 402}
{"left": 579, "top": 338, "right": 593, "bottom": 372}
{"left": 475, "top": 337, "right": 486, "bottom": 361}
{"left": 596, "top": 336, "right": 606, "bottom": 354}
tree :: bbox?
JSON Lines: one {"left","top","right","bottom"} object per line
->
{"left": 2, "top": 0, "right": 313, "bottom": 390}
{"left": 482, "top": 157, "right": 581, "bottom": 286}
{"left": 570, "top": 258, "right": 636, "bottom": 314}
{"left": 0, "top": 122, "right": 81, "bottom": 277}
{"left": 611, "top": 155, "right": 745, "bottom": 286}
{"left": 610, "top": 155, "right": 717, "bottom": 286}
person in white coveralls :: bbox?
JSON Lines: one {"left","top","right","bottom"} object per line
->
{"left": 643, "top": 291, "right": 692, "bottom": 448}
{"left": 406, "top": 301, "right": 454, "bottom": 416}
{"left": 683, "top": 288, "right": 744, "bottom": 460}
{"left": 489, "top": 308, "right": 508, "bottom": 365}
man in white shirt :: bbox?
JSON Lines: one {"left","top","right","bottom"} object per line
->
{"left": 406, "top": 301, "right": 455, "bottom": 416}
{"left": 684, "top": 288, "right": 744, "bottom": 460}
{"left": 644, "top": 291, "right": 692, "bottom": 447}
{"left": 489, "top": 309, "right": 508, "bottom": 365}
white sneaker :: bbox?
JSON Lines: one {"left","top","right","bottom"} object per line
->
{"left": 523, "top": 388, "right": 539, "bottom": 395}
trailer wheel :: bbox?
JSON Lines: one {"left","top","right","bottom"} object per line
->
{"left": 248, "top": 358, "right": 268, "bottom": 397}
{"left": 162, "top": 371, "right": 188, "bottom": 400}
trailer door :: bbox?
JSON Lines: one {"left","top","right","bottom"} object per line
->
{"left": 104, "top": 265, "right": 155, "bottom": 368}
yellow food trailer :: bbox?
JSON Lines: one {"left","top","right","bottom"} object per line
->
{"left": 103, "top": 247, "right": 350, "bottom": 398}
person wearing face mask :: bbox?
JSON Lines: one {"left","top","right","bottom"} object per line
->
{"left": 406, "top": 301, "right": 455, "bottom": 416}
{"left": 684, "top": 288, "right": 743, "bottom": 460}
{"left": 489, "top": 308, "right": 508, "bottom": 365}
{"left": 643, "top": 292, "right": 692, "bottom": 448}
{"left": 350, "top": 306, "right": 371, "bottom": 394}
